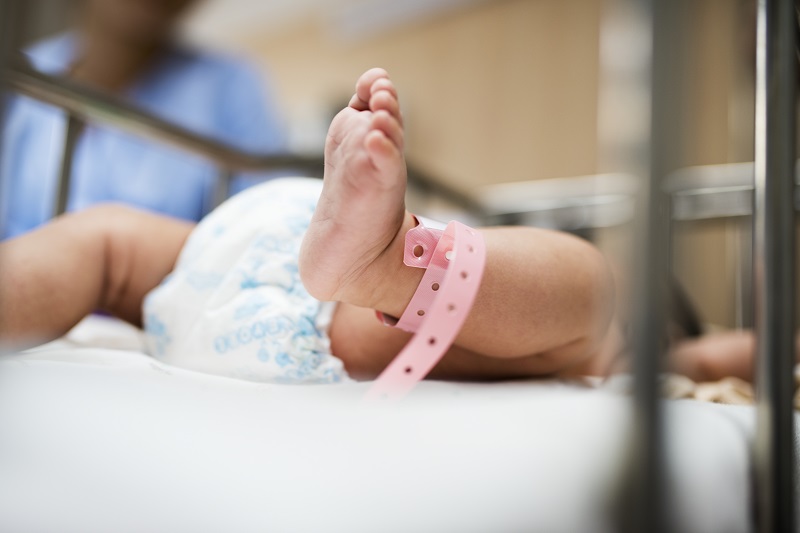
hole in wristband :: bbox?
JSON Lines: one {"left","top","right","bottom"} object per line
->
{"left": 447, "top": 303, "right": 456, "bottom": 313}
{"left": 445, "top": 250, "right": 454, "bottom": 261}
{"left": 405, "top": 366, "right": 413, "bottom": 374}
{"left": 417, "top": 309, "right": 425, "bottom": 316}
{"left": 467, "top": 245, "right": 474, "bottom": 253}
{"left": 460, "top": 271, "right": 469, "bottom": 280}
{"left": 413, "top": 244, "right": 425, "bottom": 258}
{"left": 431, "top": 282, "right": 440, "bottom": 291}
{"left": 428, "top": 337, "right": 437, "bottom": 346}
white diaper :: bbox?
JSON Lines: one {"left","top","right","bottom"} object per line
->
{"left": 143, "top": 177, "right": 349, "bottom": 384}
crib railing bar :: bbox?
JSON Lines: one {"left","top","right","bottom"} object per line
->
{"left": 3, "top": 60, "right": 486, "bottom": 217}
{"left": 738, "top": 222, "right": 755, "bottom": 330}
{"left": 0, "top": 4, "right": 13, "bottom": 198}
{"left": 671, "top": 185, "right": 754, "bottom": 220}
{"left": 607, "top": 0, "right": 686, "bottom": 531}
{"left": 215, "top": 168, "right": 233, "bottom": 210}
{"left": 4, "top": 61, "right": 324, "bottom": 174}
{"left": 666, "top": 161, "right": 800, "bottom": 221}
{"left": 752, "top": 0, "right": 797, "bottom": 531}
{"left": 0, "top": 6, "right": 10, "bottom": 239}
{"left": 624, "top": 1, "right": 685, "bottom": 531}
{"left": 54, "top": 114, "right": 83, "bottom": 217}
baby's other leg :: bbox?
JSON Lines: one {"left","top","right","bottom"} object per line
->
{"left": 0, "top": 205, "right": 193, "bottom": 349}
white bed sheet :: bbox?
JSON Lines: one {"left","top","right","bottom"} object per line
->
{"left": 0, "top": 317, "right": 787, "bottom": 533}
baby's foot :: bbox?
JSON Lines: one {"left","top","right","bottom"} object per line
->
{"left": 299, "top": 68, "right": 414, "bottom": 308}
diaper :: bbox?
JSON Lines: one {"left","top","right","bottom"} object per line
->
{"left": 143, "top": 177, "right": 349, "bottom": 384}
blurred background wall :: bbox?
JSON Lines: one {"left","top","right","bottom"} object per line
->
{"left": 189, "top": 0, "right": 603, "bottom": 192}
{"left": 13, "top": 0, "right": 766, "bottom": 328}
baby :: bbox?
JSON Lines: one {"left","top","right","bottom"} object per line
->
{"left": 0, "top": 68, "right": 621, "bottom": 383}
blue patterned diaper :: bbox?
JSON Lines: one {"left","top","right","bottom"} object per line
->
{"left": 143, "top": 178, "right": 348, "bottom": 384}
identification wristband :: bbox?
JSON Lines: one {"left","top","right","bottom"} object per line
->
{"left": 364, "top": 217, "right": 486, "bottom": 402}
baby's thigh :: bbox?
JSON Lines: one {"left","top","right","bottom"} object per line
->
{"left": 330, "top": 303, "right": 587, "bottom": 381}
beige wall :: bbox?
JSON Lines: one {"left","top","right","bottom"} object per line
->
{"left": 671, "top": 0, "right": 755, "bottom": 327}
{"left": 246, "top": 0, "right": 602, "bottom": 192}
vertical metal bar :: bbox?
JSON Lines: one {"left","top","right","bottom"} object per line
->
{"left": 0, "top": 0, "right": 22, "bottom": 235}
{"left": 624, "top": 3, "right": 670, "bottom": 530}
{"left": 0, "top": 0, "right": 16, "bottom": 103}
{"left": 600, "top": 0, "right": 686, "bottom": 531}
{"left": 738, "top": 221, "right": 754, "bottom": 329}
{"left": 752, "top": 0, "right": 797, "bottom": 531}
{"left": 54, "top": 114, "right": 83, "bottom": 217}
{"left": 214, "top": 167, "right": 233, "bottom": 208}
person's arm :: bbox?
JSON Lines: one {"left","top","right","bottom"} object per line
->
{"left": 0, "top": 205, "right": 193, "bottom": 350}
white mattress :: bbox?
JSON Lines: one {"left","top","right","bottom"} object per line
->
{"left": 0, "top": 317, "right": 788, "bottom": 533}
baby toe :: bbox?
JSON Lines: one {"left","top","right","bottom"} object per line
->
{"left": 371, "top": 110, "right": 404, "bottom": 149}
{"left": 355, "top": 68, "right": 390, "bottom": 109}
{"left": 370, "top": 90, "right": 401, "bottom": 122}
{"left": 370, "top": 77, "right": 398, "bottom": 99}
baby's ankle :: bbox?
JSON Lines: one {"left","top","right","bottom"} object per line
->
{"left": 339, "top": 211, "right": 422, "bottom": 315}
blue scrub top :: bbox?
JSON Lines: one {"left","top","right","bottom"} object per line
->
{"left": 0, "top": 33, "right": 287, "bottom": 238}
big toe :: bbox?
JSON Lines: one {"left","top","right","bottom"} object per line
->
{"left": 351, "top": 67, "right": 391, "bottom": 111}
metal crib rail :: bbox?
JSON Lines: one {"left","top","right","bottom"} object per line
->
{"left": 2, "top": 60, "right": 483, "bottom": 218}
{"left": 2, "top": 60, "right": 323, "bottom": 217}
{"left": 616, "top": 0, "right": 686, "bottom": 530}
{"left": 609, "top": 0, "right": 798, "bottom": 530}
{"left": 752, "top": 0, "right": 798, "bottom": 531}
{"left": 4, "top": 62, "right": 326, "bottom": 174}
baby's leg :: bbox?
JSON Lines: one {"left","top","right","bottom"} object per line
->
{"left": 0, "top": 205, "right": 193, "bottom": 349}
{"left": 300, "top": 69, "right": 616, "bottom": 378}
{"left": 329, "top": 303, "right": 621, "bottom": 380}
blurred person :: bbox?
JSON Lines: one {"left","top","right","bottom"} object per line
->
{"left": 1, "top": 0, "right": 287, "bottom": 239}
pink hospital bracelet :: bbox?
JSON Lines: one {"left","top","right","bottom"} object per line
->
{"left": 364, "top": 217, "right": 486, "bottom": 402}
{"left": 374, "top": 216, "right": 444, "bottom": 332}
